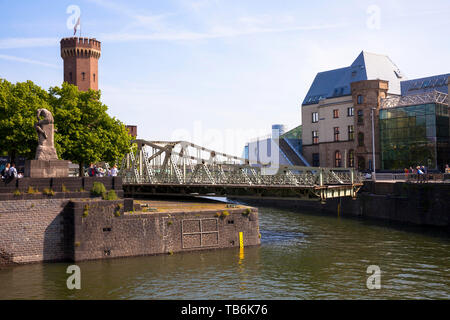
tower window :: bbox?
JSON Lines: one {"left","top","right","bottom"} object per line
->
{"left": 69, "top": 72, "right": 72, "bottom": 81}
{"left": 357, "top": 95, "right": 364, "bottom": 104}
{"left": 358, "top": 132, "right": 365, "bottom": 146}
{"left": 81, "top": 72, "right": 86, "bottom": 80}
{"left": 93, "top": 73, "right": 96, "bottom": 82}
{"left": 357, "top": 110, "right": 364, "bottom": 124}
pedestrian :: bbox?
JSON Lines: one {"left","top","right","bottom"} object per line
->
{"left": 87, "top": 163, "right": 96, "bottom": 177}
{"left": 110, "top": 164, "right": 118, "bottom": 177}
{"left": 1, "top": 163, "right": 10, "bottom": 180}
{"left": 8, "top": 163, "right": 17, "bottom": 179}
{"left": 417, "top": 166, "right": 424, "bottom": 183}
{"left": 421, "top": 165, "right": 428, "bottom": 182}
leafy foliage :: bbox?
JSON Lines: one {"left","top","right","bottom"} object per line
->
{"left": 103, "top": 190, "right": 118, "bottom": 201}
{"left": 91, "top": 182, "right": 106, "bottom": 196}
{"left": 0, "top": 79, "right": 132, "bottom": 173}
{"left": 0, "top": 79, "right": 51, "bottom": 159}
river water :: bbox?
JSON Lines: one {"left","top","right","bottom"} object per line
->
{"left": 0, "top": 204, "right": 449, "bottom": 299}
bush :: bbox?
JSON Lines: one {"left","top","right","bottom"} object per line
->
{"left": 62, "top": 184, "right": 69, "bottom": 193}
{"left": 27, "top": 186, "right": 38, "bottom": 194}
{"left": 103, "top": 190, "right": 118, "bottom": 200}
{"left": 242, "top": 208, "right": 251, "bottom": 216}
{"left": 91, "top": 182, "right": 106, "bottom": 196}
{"left": 83, "top": 204, "right": 89, "bottom": 218}
{"left": 219, "top": 211, "right": 230, "bottom": 219}
{"left": 13, "top": 189, "right": 21, "bottom": 196}
{"left": 114, "top": 204, "right": 122, "bottom": 217}
{"left": 43, "top": 188, "right": 55, "bottom": 196}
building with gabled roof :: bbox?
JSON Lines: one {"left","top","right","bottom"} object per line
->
{"left": 301, "top": 51, "right": 405, "bottom": 170}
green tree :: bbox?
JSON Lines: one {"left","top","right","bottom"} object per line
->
{"left": 0, "top": 79, "right": 51, "bottom": 160}
{"left": 49, "top": 83, "right": 132, "bottom": 175}
{"left": 0, "top": 79, "right": 132, "bottom": 175}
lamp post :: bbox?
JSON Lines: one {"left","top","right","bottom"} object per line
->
{"left": 371, "top": 107, "right": 376, "bottom": 181}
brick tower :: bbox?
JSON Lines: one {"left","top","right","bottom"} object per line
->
{"left": 60, "top": 37, "right": 101, "bottom": 91}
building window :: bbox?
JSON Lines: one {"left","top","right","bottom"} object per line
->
{"left": 312, "top": 153, "right": 320, "bottom": 167}
{"left": 357, "top": 95, "right": 364, "bottom": 104}
{"left": 348, "top": 150, "right": 355, "bottom": 168}
{"left": 312, "top": 131, "right": 319, "bottom": 145}
{"left": 312, "top": 112, "right": 319, "bottom": 123}
{"left": 93, "top": 73, "right": 96, "bottom": 82}
{"left": 333, "top": 127, "right": 340, "bottom": 141}
{"left": 358, "top": 156, "right": 366, "bottom": 171}
{"left": 357, "top": 110, "right": 364, "bottom": 124}
{"left": 358, "top": 132, "right": 364, "bottom": 146}
{"left": 333, "top": 109, "right": 339, "bottom": 118}
{"left": 81, "top": 72, "right": 86, "bottom": 81}
{"left": 335, "top": 151, "right": 342, "bottom": 167}
{"left": 348, "top": 107, "right": 354, "bottom": 117}
{"left": 348, "top": 125, "right": 354, "bottom": 140}
{"left": 69, "top": 72, "right": 72, "bottom": 81}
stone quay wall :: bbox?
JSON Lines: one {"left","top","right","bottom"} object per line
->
{"left": 69, "top": 201, "right": 260, "bottom": 262}
{"left": 231, "top": 181, "right": 450, "bottom": 228}
{"left": 0, "top": 199, "right": 70, "bottom": 264}
{"left": 0, "top": 176, "right": 260, "bottom": 265}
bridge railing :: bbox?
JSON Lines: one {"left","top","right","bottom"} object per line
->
{"left": 119, "top": 140, "right": 364, "bottom": 187}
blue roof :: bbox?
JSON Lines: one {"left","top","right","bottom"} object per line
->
{"left": 400, "top": 73, "right": 449, "bottom": 96}
{"left": 302, "top": 51, "right": 405, "bottom": 105}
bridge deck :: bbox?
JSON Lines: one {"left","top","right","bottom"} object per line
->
{"left": 123, "top": 182, "right": 363, "bottom": 201}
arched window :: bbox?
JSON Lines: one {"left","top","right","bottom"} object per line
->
{"left": 357, "top": 95, "right": 364, "bottom": 104}
{"left": 348, "top": 150, "right": 354, "bottom": 168}
{"left": 81, "top": 72, "right": 86, "bottom": 81}
{"left": 93, "top": 73, "right": 96, "bottom": 82}
{"left": 358, "top": 132, "right": 364, "bottom": 146}
{"left": 335, "top": 151, "right": 342, "bottom": 167}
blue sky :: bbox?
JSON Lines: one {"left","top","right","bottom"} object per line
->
{"left": 1, "top": 0, "right": 449, "bottom": 156}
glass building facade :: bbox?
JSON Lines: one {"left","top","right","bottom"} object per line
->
{"left": 380, "top": 103, "right": 449, "bottom": 170}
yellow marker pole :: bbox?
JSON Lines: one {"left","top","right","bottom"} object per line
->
{"left": 239, "top": 232, "right": 244, "bottom": 249}
{"left": 337, "top": 203, "right": 341, "bottom": 217}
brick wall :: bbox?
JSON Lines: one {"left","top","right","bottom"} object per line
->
{"left": 0, "top": 197, "right": 261, "bottom": 265}
{"left": 70, "top": 201, "right": 260, "bottom": 262}
{"left": 0, "top": 199, "right": 70, "bottom": 264}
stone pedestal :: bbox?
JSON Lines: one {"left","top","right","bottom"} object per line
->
{"left": 24, "top": 160, "right": 70, "bottom": 178}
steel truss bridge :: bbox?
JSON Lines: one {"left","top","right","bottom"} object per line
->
{"left": 120, "top": 139, "right": 364, "bottom": 201}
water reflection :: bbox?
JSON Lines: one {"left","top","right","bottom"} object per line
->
{"left": 0, "top": 205, "right": 449, "bottom": 299}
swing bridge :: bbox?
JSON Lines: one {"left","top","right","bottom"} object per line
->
{"left": 120, "top": 139, "right": 364, "bottom": 201}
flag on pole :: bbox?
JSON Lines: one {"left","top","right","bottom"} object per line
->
{"left": 73, "top": 17, "right": 80, "bottom": 36}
